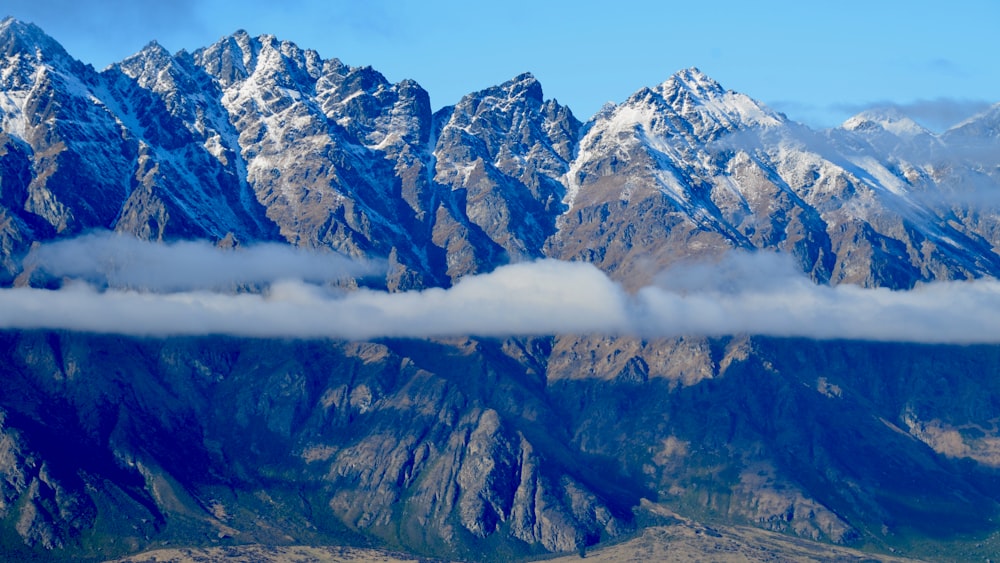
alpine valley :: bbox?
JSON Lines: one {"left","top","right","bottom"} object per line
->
{"left": 2, "top": 16, "right": 1000, "bottom": 562}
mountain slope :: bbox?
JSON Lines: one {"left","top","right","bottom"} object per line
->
{"left": 553, "top": 68, "right": 1000, "bottom": 289}
{"left": 1, "top": 19, "right": 1000, "bottom": 563}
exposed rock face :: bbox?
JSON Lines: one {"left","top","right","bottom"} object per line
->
{"left": 0, "top": 334, "right": 636, "bottom": 560}
{"left": 433, "top": 73, "right": 580, "bottom": 265}
{"left": 4, "top": 331, "right": 1000, "bottom": 560}
{"left": 3, "top": 17, "right": 1000, "bottom": 563}
{"left": 0, "top": 410, "right": 88, "bottom": 550}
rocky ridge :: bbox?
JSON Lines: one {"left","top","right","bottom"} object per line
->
{"left": 1, "top": 17, "right": 1000, "bottom": 562}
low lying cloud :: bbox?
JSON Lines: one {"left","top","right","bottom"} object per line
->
{"left": 24, "top": 232, "right": 382, "bottom": 291}
{"left": 1, "top": 259, "right": 628, "bottom": 339}
{"left": 7, "top": 238, "right": 1000, "bottom": 343}
{"left": 634, "top": 254, "right": 1000, "bottom": 343}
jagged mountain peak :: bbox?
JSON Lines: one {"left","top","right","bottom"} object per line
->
{"left": 591, "top": 68, "right": 783, "bottom": 147}
{"left": 0, "top": 17, "right": 52, "bottom": 45}
{"left": 0, "top": 16, "right": 39, "bottom": 35}
{"left": 313, "top": 59, "right": 431, "bottom": 148}
{"left": 658, "top": 68, "right": 783, "bottom": 132}
{"left": 328, "top": 63, "right": 390, "bottom": 91}
{"left": 191, "top": 30, "right": 259, "bottom": 86}
{"left": 118, "top": 40, "right": 175, "bottom": 76}
{"left": 502, "top": 71, "right": 543, "bottom": 100}
{"left": 136, "top": 40, "right": 171, "bottom": 58}
{"left": 443, "top": 71, "right": 576, "bottom": 146}
{"left": 437, "top": 71, "right": 564, "bottom": 148}
{"left": 255, "top": 31, "right": 319, "bottom": 61}
{"left": 0, "top": 17, "right": 74, "bottom": 64}
{"left": 451, "top": 71, "right": 545, "bottom": 112}
{"left": 431, "top": 70, "right": 580, "bottom": 264}
{"left": 192, "top": 29, "right": 322, "bottom": 91}
{"left": 115, "top": 38, "right": 212, "bottom": 100}
{"left": 658, "top": 66, "right": 726, "bottom": 98}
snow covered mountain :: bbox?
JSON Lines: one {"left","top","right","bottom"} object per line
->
{"left": 4, "top": 17, "right": 1000, "bottom": 292}
{"left": 553, "top": 67, "right": 1000, "bottom": 289}
{"left": 3, "top": 17, "right": 1000, "bottom": 562}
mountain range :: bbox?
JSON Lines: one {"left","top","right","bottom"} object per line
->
{"left": 1, "top": 16, "right": 1000, "bottom": 562}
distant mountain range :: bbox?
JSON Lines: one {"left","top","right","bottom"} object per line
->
{"left": 2, "top": 16, "right": 1000, "bottom": 562}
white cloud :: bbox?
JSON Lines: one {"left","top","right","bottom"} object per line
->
{"left": 636, "top": 252, "right": 1000, "bottom": 342}
{"left": 0, "top": 258, "right": 629, "bottom": 339}
{"left": 7, "top": 239, "right": 1000, "bottom": 343}
{"left": 24, "top": 232, "right": 382, "bottom": 291}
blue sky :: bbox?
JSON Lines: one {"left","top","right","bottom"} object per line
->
{"left": 5, "top": 0, "right": 998, "bottom": 129}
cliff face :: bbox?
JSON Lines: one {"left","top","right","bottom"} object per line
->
{"left": 4, "top": 332, "right": 1000, "bottom": 560}
{"left": 0, "top": 334, "right": 633, "bottom": 559}
{"left": 2, "top": 17, "right": 1000, "bottom": 562}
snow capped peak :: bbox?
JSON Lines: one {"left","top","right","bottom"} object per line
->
{"left": 192, "top": 31, "right": 260, "bottom": 86}
{"left": 448, "top": 72, "right": 546, "bottom": 119}
{"left": 353, "top": 64, "right": 388, "bottom": 85}
{"left": 509, "top": 71, "right": 537, "bottom": 84}
{"left": 498, "top": 72, "right": 543, "bottom": 103}
{"left": 841, "top": 107, "right": 930, "bottom": 138}
{"left": 316, "top": 62, "right": 392, "bottom": 108}
{"left": 0, "top": 17, "right": 72, "bottom": 62}
{"left": 596, "top": 68, "right": 783, "bottom": 144}
{"left": 116, "top": 37, "right": 207, "bottom": 99}
{"left": 595, "top": 101, "right": 616, "bottom": 116}
{"left": 0, "top": 17, "right": 46, "bottom": 41}
{"left": 661, "top": 66, "right": 725, "bottom": 98}
{"left": 138, "top": 40, "right": 170, "bottom": 58}
{"left": 192, "top": 30, "right": 322, "bottom": 90}
{"left": 120, "top": 40, "right": 173, "bottom": 71}
{"left": 654, "top": 68, "right": 776, "bottom": 119}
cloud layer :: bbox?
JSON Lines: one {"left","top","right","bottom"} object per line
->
{"left": 1, "top": 259, "right": 628, "bottom": 339}
{"left": 6, "top": 237, "right": 1000, "bottom": 343}
{"left": 24, "top": 232, "right": 382, "bottom": 291}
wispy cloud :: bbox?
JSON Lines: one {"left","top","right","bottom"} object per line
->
{"left": 8, "top": 239, "right": 1000, "bottom": 343}
{"left": 766, "top": 100, "right": 846, "bottom": 129}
